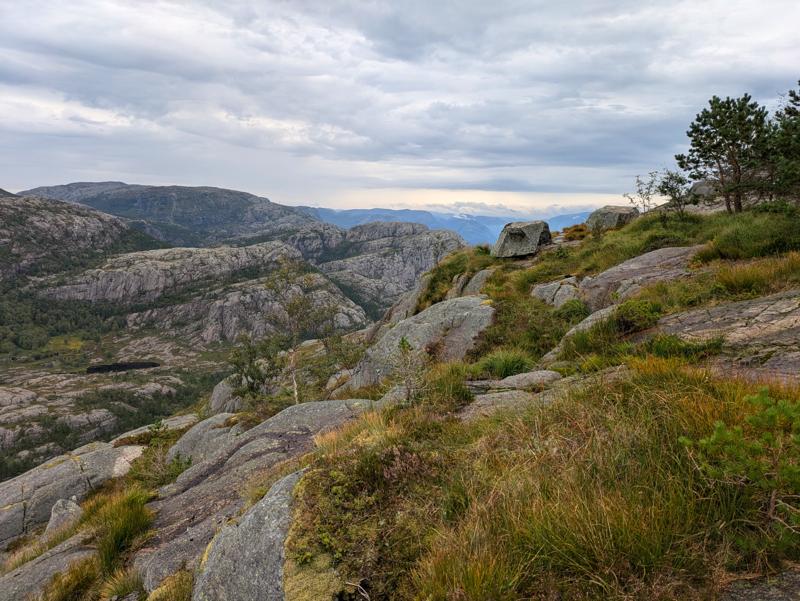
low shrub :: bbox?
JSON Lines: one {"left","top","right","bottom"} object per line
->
{"left": 613, "top": 299, "right": 662, "bottom": 334}
{"left": 562, "top": 223, "right": 589, "bottom": 240}
{"left": 553, "top": 298, "right": 590, "bottom": 324}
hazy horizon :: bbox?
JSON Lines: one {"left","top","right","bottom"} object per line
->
{"left": 2, "top": 1, "right": 797, "bottom": 213}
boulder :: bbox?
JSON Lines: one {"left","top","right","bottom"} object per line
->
{"left": 491, "top": 221, "right": 551, "bottom": 258}
{"left": 133, "top": 398, "right": 373, "bottom": 592}
{"left": 0, "top": 442, "right": 143, "bottom": 547}
{"left": 192, "top": 471, "right": 304, "bottom": 601}
{"left": 586, "top": 206, "right": 639, "bottom": 231}
{"left": 208, "top": 378, "right": 242, "bottom": 414}
{"left": 0, "top": 533, "right": 94, "bottom": 601}
{"left": 347, "top": 296, "right": 495, "bottom": 390}
{"left": 166, "top": 413, "right": 240, "bottom": 465}
{"left": 532, "top": 276, "right": 580, "bottom": 308}
{"left": 580, "top": 246, "right": 704, "bottom": 311}
{"left": 43, "top": 498, "right": 83, "bottom": 537}
{"left": 445, "top": 273, "right": 471, "bottom": 299}
{"left": 461, "top": 268, "right": 496, "bottom": 296}
{"left": 689, "top": 179, "right": 718, "bottom": 199}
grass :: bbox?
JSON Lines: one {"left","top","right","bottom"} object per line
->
{"left": 146, "top": 570, "right": 193, "bottom": 601}
{"left": 415, "top": 246, "right": 499, "bottom": 311}
{"left": 632, "top": 251, "right": 800, "bottom": 316}
{"left": 469, "top": 348, "right": 533, "bottom": 379}
{"left": 288, "top": 358, "right": 800, "bottom": 600}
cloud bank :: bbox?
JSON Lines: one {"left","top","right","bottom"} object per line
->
{"left": 0, "top": 0, "right": 797, "bottom": 211}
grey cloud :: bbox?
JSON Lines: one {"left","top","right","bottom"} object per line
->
{"left": 0, "top": 0, "right": 797, "bottom": 207}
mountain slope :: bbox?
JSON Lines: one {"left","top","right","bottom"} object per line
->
{"left": 22, "top": 182, "right": 314, "bottom": 246}
{"left": 0, "top": 194, "right": 162, "bottom": 282}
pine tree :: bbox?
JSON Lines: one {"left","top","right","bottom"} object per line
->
{"left": 772, "top": 80, "right": 800, "bottom": 200}
{"left": 676, "top": 94, "right": 770, "bottom": 213}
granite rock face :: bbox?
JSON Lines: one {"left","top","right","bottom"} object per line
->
{"left": 133, "top": 398, "right": 374, "bottom": 592}
{"left": 0, "top": 533, "right": 94, "bottom": 601}
{"left": 586, "top": 205, "right": 639, "bottom": 231}
{"left": 580, "top": 245, "right": 704, "bottom": 310}
{"left": 532, "top": 276, "right": 581, "bottom": 308}
{"left": 208, "top": 378, "right": 243, "bottom": 415}
{"left": 44, "top": 241, "right": 301, "bottom": 304}
{"left": 348, "top": 296, "right": 495, "bottom": 389}
{"left": 491, "top": 221, "right": 551, "bottom": 258}
{"left": 0, "top": 442, "right": 143, "bottom": 547}
{"left": 43, "top": 498, "right": 84, "bottom": 537}
{"left": 658, "top": 290, "right": 800, "bottom": 381}
{"left": 125, "top": 272, "right": 368, "bottom": 344}
{"left": 192, "top": 471, "right": 304, "bottom": 601}
{"left": 166, "top": 413, "right": 240, "bottom": 465}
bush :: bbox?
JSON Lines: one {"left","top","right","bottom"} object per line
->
{"left": 681, "top": 390, "right": 800, "bottom": 563}
{"left": 553, "top": 298, "right": 590, "bottom": 324}
{"left": 471, "top": 348, "right": 533, "bottom": 379}
{"left": 612, "top": 299, "right": 662, "bottom": 334}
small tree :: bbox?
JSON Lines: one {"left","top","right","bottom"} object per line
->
{"left": 229, "top": 335, "right": 286, "bottom": 397}
{"left": 657, "top": 169, "right": 696, "bottom": 218}
{"left": 623, "top": 171, "right": 659, "bottom": 213}
{"left": 676, "top": 94, "right": 771, "bottom": 213}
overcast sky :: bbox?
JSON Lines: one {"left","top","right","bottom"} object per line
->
{"left": 1, "top": 1, "right": 797, "bottom": 215}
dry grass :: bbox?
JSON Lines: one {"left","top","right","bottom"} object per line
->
{"left": 146, "top": 569, "right": 193, "bottom": 601}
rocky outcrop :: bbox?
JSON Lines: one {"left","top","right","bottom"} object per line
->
{"left": 491, "top": 221, "right": 551, "bottom": 258}
{"left": 0, "top": 194, "right": 155, "bottom": 281}
{"left": 134, "top": 398, "right": 374, "bottom": 591}
{"left": 532, "top": 276, "right": 581, "bottom": 308}
{"left": 308, "top": 222, "right": 464, "bottom": 316}
{"left": 0, "top": 533, "right": 94, "bottom": 601}
{"left": 166, "top": 413, "right": 240, "bottom": 465}
{"left": 0, "top": 442, "right": 143, "bottom": 547}
{"left": 580, "top": 245, "right": 704, "bottom": 310}
{"left": 586, "top": 206, "right": 639, "bottom": 231}
{"left": 658, "top": 290, "right": 800, "bottom": 380}
{"left": 45, "top": 241, "right": 301, "bottom": 304}
{"left": 125, "top": 272, "right": 368, "bottom": 344}
{"left": 347, "top": 296, "right": 495, "bottom": 390}
{"left": 192, "top": 471, "right": 304, "bottom": 601}
{"left": 43, "top": 498, "right": 83, "bottom": 537}
{"left": 208, "top": 379, "right": 242, "bottom": 415}
{"left": 466, "top": 370, "right": 562, "bottom": 394}
{"left": 721, "top": 568, "right": 800, "bottom": 601}
{"left": 461, "top": 268, "right": 496, "bottom": 296}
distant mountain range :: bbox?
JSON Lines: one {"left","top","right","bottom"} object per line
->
{"left": 300, "top": 207, "right": 590, "bottom": 245}
{"left": 22, "top": 181, "right": 591, "bottom": 246}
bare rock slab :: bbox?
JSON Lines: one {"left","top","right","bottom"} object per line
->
{"left": 491, "top": 221, "right": 551, "bottom": 258}
{"left": 580, "top": 245, "right": 704, "bottom": 311}
{"left": 134, "top": 398, "right": 373, "bottom": 592}
{"left": 347, "top": 296, "right": 495, "bottom": 389}
{"left": 192, "top": 470, "right": 304, "bottom": 601}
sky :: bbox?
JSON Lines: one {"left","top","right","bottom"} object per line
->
{"left": 0, "top": 1, "right": 797, "bottom": 215}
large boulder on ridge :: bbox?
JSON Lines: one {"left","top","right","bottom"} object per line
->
{"left": 347, "top": 295, "right": 495, "bottom": 390}
{"left": 491, "top": 221, "right": 551, "bottom": 258}
{"left": 586, "top": 206, "right": 639, "bottom": 231}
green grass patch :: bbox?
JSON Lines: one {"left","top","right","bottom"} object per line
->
{"left": 469, "top": 348, "right": 533, "bottom": 379}
{"left": 289, "top": 358, "right": 800, "bottom": 599}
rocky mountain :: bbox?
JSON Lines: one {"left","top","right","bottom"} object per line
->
{"left": 21, "top": 182, "right": 312, "bottom": 246}
{"left": 0, "top": 194, "right": 162, "bottom": 282}
{"left": 286, "top": 221, "right": 463, "bottom": 317}
{"left": 2, "top": 203, "right": 800, "bottom": 600}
